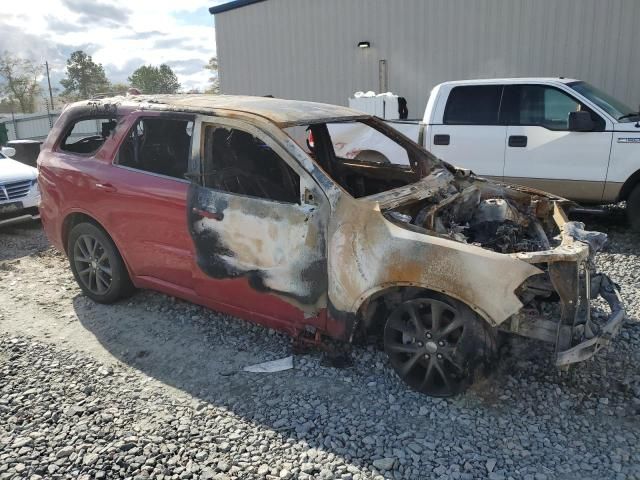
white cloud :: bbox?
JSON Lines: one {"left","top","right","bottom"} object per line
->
{"left": 0, "top": 0, "right": 224, "bottom": 91}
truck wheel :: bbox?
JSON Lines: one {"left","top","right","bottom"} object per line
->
{"left": 627, "top": 184, "right": 640, "bottom": 231}
{"left": 383, "top": 295, "right": 497, "bottom": 397}
{"left": 68, "top": 222, "right": 134, "bottom": 303}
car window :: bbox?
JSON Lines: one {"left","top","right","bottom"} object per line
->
{"left": 117, "top": 117, "right": 193, "bottom": 180}
{"left": 443, "top": 85, "right": 502, "bottom": 125}
{"left": 500, "top": 85, "right": 603, "bottom": 130}
{"left": 202, "top": 126, "right": 300, "bottom": 204}
{"left": 59, "top": 117, "right": 118, "bottom": 155}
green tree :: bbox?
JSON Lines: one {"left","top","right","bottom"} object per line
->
{"left": 204, "top": 57, "right": 219, "bottom": 94}
{"left": 0, "top": 52, "right": 41, "bottom": 113}
{"left": 128, "top": 64, "right": 180, "bottom": 94}
{"left": 60, "top": 50, "right": 110, "bottom": 100}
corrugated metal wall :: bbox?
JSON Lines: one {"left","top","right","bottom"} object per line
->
{"left": 215, "top": 0, "right": 640, "bottom": 116}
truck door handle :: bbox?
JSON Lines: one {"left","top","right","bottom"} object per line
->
{"left": 433, "top": 134, "right": 450, "bottom": 146}
{"left": 508, "top": 135, "right": 528, "bottom": 147}
{"left": 95, "top": 183, "right": 117, "bottom": 193}
{"left": 191, "top": 207, "right": 224, "bottom": 221}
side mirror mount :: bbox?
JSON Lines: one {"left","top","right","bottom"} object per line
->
{"left": 1, "top": 146, "right": 16, "bottom": 157}
{"left": 568, "top": 111, "right": 594, "bottom": 132}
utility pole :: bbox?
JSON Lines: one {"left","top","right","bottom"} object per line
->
{"left": 45, "top": 61, "right": 55, "bottom": 111}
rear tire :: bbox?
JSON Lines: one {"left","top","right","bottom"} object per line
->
{"left": 627, "top": 184, "right": 640, "bottom": 231}
{"left": 68, "top": 222, "right": 134, "bottom": 303}
{"left": 383, "top": 294, "right": 497, "bottom": 397}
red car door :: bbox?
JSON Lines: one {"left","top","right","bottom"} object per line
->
{"left": 91, "top": 112, "right": 196, "bottom": 289}
{"left": 187, "top": 120, "right": 329, "bottom": 333}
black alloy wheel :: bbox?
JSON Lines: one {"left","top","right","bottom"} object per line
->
{"left": 384, "top": 296, "right": 496, "bottom": 397}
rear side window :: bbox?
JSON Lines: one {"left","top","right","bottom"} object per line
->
{"left": 443, "top": 86, "right": 502, "bottom": 125}
{"left": 59, "top": 117, "right": 118, "bottom": 155}
{"left": 117, "top": 117, "right": 193, "bottom": 180}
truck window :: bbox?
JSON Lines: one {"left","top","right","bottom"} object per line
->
{"left": 117, "top": 117, "right": 193, "bottom": 180}
{"left": 500, "top": 85, "right": 604, "bottom": 130}
{"left": 443, "top": 86, "right": 502, "bottom": 125}
{"left": 201, "top": 126, "right": 300, "bottom": 204}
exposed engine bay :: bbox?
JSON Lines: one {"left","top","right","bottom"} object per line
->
{"left": 380, "top": 167, "right": 625, "bottom": 366}
{"left": 383, "top": 169, "right": 560, "bottom": 254}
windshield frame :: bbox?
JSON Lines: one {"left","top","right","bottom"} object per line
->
{"left": 284, "top": 117, "right": 447, "bottom": 200}
{"left": 567, "top": 81, "right": 637, "bottom": 122}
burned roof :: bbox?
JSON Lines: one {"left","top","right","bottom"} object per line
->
{"left": 86, "top": 94, "right": 366, "bottom": 127}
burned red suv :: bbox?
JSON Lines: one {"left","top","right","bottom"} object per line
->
{"left": 38, "top": 95, "right": 625, "bottom": 396}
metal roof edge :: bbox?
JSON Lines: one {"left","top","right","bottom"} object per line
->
{"left": 209, "top": 0, "right": 267, "bottom": 15}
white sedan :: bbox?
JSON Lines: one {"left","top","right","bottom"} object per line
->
{"left": 0, "top": 146, "right": 40, "bottom": 228}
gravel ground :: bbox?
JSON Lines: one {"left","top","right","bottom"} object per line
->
{"left": 1, "top": 213, "right": 639, "bottom": 480}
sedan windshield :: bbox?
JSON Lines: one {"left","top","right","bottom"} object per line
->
{"left": 568, "top": 81, "right": 637, "bottom": 121}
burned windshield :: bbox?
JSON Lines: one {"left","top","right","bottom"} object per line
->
{"left": 285, "top": 119, "right": 438, "bottom": 198}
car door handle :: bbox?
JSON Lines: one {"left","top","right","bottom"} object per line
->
{"left": 508, "top": 135, "right": 528, "bottom": 147}
{"left": 433, "top": 134, "right": 450, "bottom": 146}
{"left": 191, "top": 207, "right": 224, "bottom": 221}
{"left": 95, "top": 183, "right": 117, "bottom": 193}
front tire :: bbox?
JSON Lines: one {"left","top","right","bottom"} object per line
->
{"left": 627, "top": 184, "right": 640, "bottom": 231}
{"left": 383, "top": 295, "right": 497, "bottom": 397}
{"left": 68, "top": 222, "right": 134, "bottom": 303}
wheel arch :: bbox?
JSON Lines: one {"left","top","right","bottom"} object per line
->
{"left": 617, "top": 169, "right": 640, "bottom": 201}
{"left": 61, "top": 211, "right": 134, "bottom": 279}
{"left": 350, "top": 282, "right": 494, "bottom": 342}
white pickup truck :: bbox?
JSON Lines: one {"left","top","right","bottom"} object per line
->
{"left": 382, "top": 78, "right": 640, "bottom": 228}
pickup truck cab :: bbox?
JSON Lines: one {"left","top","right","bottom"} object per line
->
{"left": 386, "top": 78, "right": 640, "bottom": 227}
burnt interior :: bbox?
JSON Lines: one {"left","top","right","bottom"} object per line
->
{"left": 285, "top": 119, "right": 427, "bottom": 198}
{"left": 118, "top": 117, "right": 192, "bottom": 180}
{"left": 202, "top": 126, "right": 300, "bottom": 204}
{"left": 386, "top": 175, "right": 561, "bottom": 254}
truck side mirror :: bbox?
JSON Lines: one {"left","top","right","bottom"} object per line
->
{"left": 568, "top": 111, "right": 594, "bottom": 132}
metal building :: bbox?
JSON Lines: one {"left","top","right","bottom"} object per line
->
{"left": 210, "top": 0, "right": 640, "bottom": 117}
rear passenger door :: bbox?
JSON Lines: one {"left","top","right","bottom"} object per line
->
{"left": 429, "top": 85, "right": 506, "bottom": 179}
{"left": 103, "top": 112, "right": 196, "bottom": 288}
{"left": 501, "top": 85, "right": 612, "bottom": 202}
{"left": 187, "top": 118, "right": 329, "bottom": 332}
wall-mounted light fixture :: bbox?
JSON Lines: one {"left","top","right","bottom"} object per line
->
{"left": 358, "top": 41, "right": 371, "bottom": 49}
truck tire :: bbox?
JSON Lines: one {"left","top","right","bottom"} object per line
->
{"left": 383, "top": 294, "right": 497, "bottom": 397}
{"left": 68, "top": 222, "right": 134, "bottom": 303}
{"left": 627, "top": 184, "right": 640, "bottom": 231}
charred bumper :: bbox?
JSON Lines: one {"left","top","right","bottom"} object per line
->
{"left": 512, "top": 205, "right": 626, "bottom": 366}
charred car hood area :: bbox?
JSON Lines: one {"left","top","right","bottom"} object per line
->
{"left": 380, "top": 168, "right": 625, "bottom": 366}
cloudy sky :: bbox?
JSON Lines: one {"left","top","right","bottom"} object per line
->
{"left": 0, "top": 0, "right": 229, "bottom": 94}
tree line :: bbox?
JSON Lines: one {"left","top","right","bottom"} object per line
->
{"left": 0, "top": 50, "right": 220, "bottom": 114}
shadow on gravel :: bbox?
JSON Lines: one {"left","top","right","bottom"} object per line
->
{"left": 72, "top": 291, "right": 429, "bottom": 471}
{"left": 73, "top": 279, "right": 640, "bottom": 468}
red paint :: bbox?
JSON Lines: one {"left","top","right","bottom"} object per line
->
{"left": 38, "top": 107, "right": 333, "bottom": 339}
